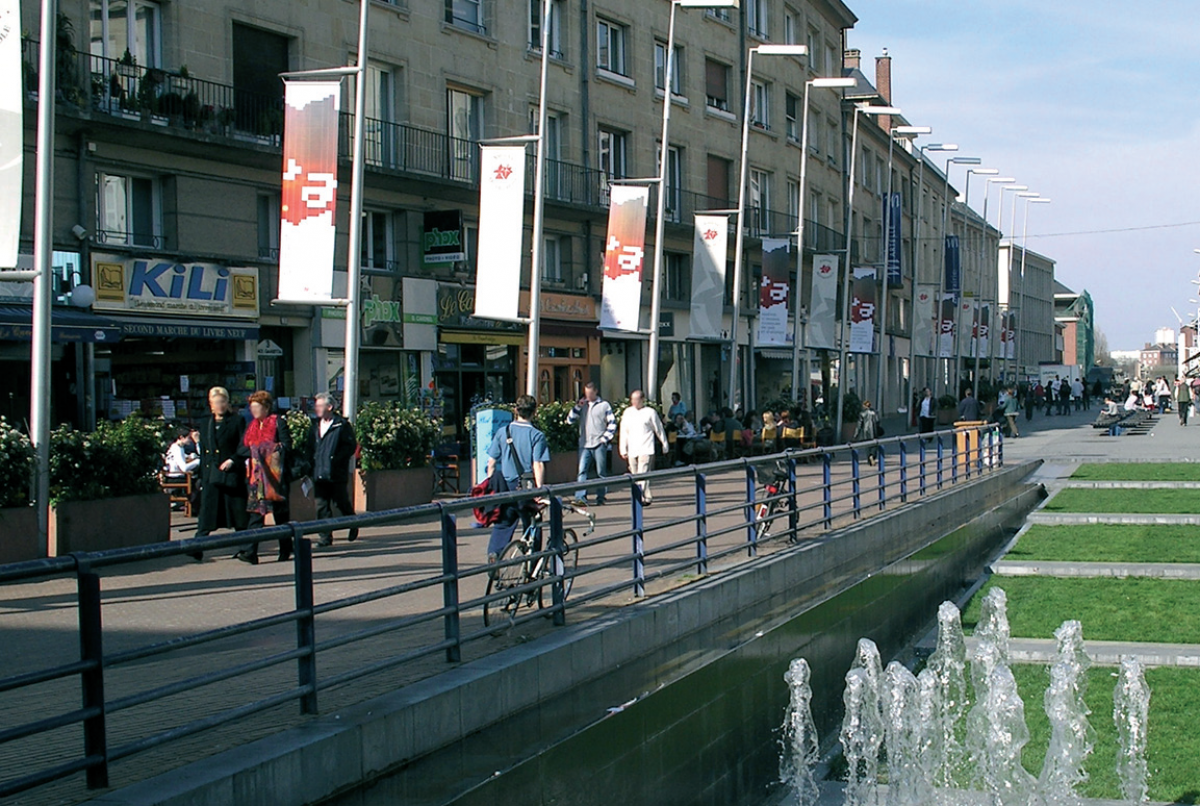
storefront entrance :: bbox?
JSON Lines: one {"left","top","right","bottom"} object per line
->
{"left": 434, "top": 341, "right": 518, "bottom": 442}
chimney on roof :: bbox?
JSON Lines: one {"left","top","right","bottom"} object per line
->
{"left": 875, "top": 48, "right": 892, "bottom": 131}
{"left": 843, "top": 48, "right": 861, "bottom": 71}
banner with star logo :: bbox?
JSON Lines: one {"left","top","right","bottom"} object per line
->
{"left": 0, "top": 0, "right": 21, "bottom": 269}
{"left": 807, "top": 254, "right": 839, "bottom": 350}
{"left": 849, "top": 267, "right": 876, "bottom": 354}
{"left": 474, "top": 145, "right": 527, "bottom": 321}
{"left": 687, "top": 214, "right": 727, "bottom": 339}
{"left": 756, "top": 238, "right": 791, "bottom": 346}
{"left": 598, "top": 185, "right": 649, "bottom": 331}
{"left": 913, "top": 284, "right": 937, "bottom": 357}
{"left": 277, "top": 80, "right": 341, "bottom": 302}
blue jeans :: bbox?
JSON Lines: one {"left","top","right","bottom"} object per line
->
{"left": 576, "top": 445, "right": 608, "bottom": 502}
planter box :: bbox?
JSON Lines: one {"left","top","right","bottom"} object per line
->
{"left": 0, "top": 506, "right": 41, "bottom": 565}
{"left": 354, "top": 467, "right": 432, "bottom": 512}
{"left": 289, "top": 479, "right": 318, "bottom": 522}
{"left": 49, "top": 492, "right": 170, "bottom": 556}
{"left": 937, "top": 409, "right": 956, "bottom": 425}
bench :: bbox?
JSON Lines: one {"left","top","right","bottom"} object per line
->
{"left": 1093, "top": 408, "right": 1153, "bottom": 436}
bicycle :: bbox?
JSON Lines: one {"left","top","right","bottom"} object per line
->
{"left": 754, "top": 457, "right": 796, "bottom": 542}
{"left": 483, "top": 497, "right": 594, "bottom": 629}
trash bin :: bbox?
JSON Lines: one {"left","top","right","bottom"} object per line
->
{"left": 471, "top": 406, "right": 514, "bottom": 485}
{"left": 953, "top": 420, "right": 987, "bottom": 471}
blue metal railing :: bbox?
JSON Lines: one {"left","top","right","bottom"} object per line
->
{"left": 0, "top": 425, "right": 1002, "bottom": 799}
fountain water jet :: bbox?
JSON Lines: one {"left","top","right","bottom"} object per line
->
{"left": 1038, "top": 620, "right": 1093, "bottom": 804}
{"left": 841, "top": 667, "right": 883, "bottom": 806}
{"left": 975, "top": 587, "right": 1011, "bottom": 662}
{"left": 881, "top": 662, "right": 926, "bottom": 806}
{"left": 926, "top": 602, "right": 969, "bottom": 789}
{"left": 780, "top": 659, "right": 821, "bottom": 806}
{"left": 1113, "top": 656, "right": 1151, "bottom": 803}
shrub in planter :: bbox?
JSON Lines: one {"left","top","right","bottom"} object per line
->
{"left": 355, "top": 402, "right": 441, "bottom": 472}
{"left": 531, "top": 400, "right": 579, "bottom": 455}
{"left": 48, "top": 414, "right": 168, "bottom": 505}
{"left": 0, "top": 418, "right": 33, "bottom": 509}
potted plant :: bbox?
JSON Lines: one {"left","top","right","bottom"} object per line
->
{"left": 137, "top": 67, "right": 166, "bottom": 123}
{"left": 353, "top": 402, "right": 441, "bottom": 511}
{"left": 0, "top": 419, "right": 37, "bottom": 565}
{"left": 116, "top": 48, "right": 137, "bottom": 77}
{"left": 531, "top": 400, "right": 582, "bottom": 484}
{"left": 46, "top": 415, "right": 171, "bottom": 556}
{"left": 283, "top": 409, "right": 318, "bottom": 520}
{"left": 937, "top": 394, "right": 958, "bottom": 425}
{"left": 216, "top": 106, "right": 236, "bottom": 135}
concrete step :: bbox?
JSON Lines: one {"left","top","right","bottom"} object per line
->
{"left": 966, "top": 635, "right": 1200, "bottom": 668}
{"left": 1028, "top": 512, "right": 1200, "bottom": 525}
{"left": 1063, "top": 480, "right": 1200, "bottom": 489}
{"left": 993, "top": 559, "right": 1200, "bottom": 579}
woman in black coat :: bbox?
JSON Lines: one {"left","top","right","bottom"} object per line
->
{"left": 193, "top": 387, "right": 249, "bottom": 556}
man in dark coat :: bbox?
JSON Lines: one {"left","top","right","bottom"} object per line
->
{"left": 309, "top": 392, "right": 359, "bottom": 546}
{"left": 191, "top": 386, "right": 249, "bottom": 559}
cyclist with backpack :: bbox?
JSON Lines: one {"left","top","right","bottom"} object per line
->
{"left": 484, "top": 394, "right": 550, "bottom": 565}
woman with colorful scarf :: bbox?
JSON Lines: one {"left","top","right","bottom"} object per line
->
{"left": 233, "top": 390, "right": 293, "bottom": 564}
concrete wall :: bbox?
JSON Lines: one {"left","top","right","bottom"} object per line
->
{"left": 87, "top": 461, "right": 1041, "bottom": 806}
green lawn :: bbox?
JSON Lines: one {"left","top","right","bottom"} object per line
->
{"left": 1008, "top": 524, "right": 1200, "bottom": 564}
{"left": 1073, "top": 463, "right": 1200, "bottom": 482}
{"left": 1014, "top": 664, "right": 1200, "bottom": 802}
{"left": 963, "top": 577, "right": 1200, "bottom": 644}
{"left": 1043, "top": 488, "right": 1200, "bottom": 514}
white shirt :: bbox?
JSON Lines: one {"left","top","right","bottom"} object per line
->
{"left": 319, "top": 417, "right": 333, "bottom": 438}
{"left": 165, "top": 443, "right": 198, "bottom": 475}
{"left": 1072, "top": 380, "right": 1084, "bottom": 397}
{"left": 919, "top": 396, "right": 933, "bottom": 418}
{"left": 619, "top": 406, "right": 668, "bottom": 458}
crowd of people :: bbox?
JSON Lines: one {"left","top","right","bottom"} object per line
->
{"left": 1102, "top": 376, "right": 1200, "bottom": 426}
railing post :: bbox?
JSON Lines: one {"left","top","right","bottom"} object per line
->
{"left": 876, "top": 444, "right": 886, "bottom": 511}
{"left": 439, "top": 507, "right": 462, "bottom": 662}
{"left": 292, "top": 526, "right": 319, "bottom": 714}
{"left": 745, "top": 463, "right": 758, "bottom": 557}
{"left": 851, "top": 448, "right": 861, "bottom": 519}
{"left": 936, "top": 434, "right": 945, "bottom": 489}
{"left": 822, "top": 452, "right": 832, "bottom": 529}
{"left": 695, "top": 471, "right": 709, "bottom": 575}
{"left": 899, "top": 442, "right": 908, "bottom": 503}
{"left": 951, "top": 430, "right": 960, "bottom": 484}
{"left": 786, "top": 457, "right": 798, "bottom": 541}
{"left": 548, "top": 496, "right": 567, "bottom": 626}
{"left": 977, "top": 426, "right": 985, "bottom": 475}
{"left": 631, "top": 478, "right": 645, "bottom": 598}
{"left": 996, "top": 425, "right": 1004, "bottom": 467}
{"left": 75, "top": 556, "right": 108, "bottom": 789}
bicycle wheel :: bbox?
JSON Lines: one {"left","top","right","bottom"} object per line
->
{"left": 483, "top": 539, "right": 529, "bottom": 629}
{"left": 755, "top": 501, "right": 775, "bottom": 541}
{"left": 536, "top": 528, "right": 580, "bottom": 611}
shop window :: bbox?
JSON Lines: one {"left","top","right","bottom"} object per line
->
{"left": 96, "top": 172, "right": 161, "bottom": 248}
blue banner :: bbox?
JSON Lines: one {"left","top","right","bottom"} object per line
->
{"left": 944, "top": 235, "right": 960, "bottom": 295}
{"left": 883, "top": 192, "right": 902, "bottom": 286}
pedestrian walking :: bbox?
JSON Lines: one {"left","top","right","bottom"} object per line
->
{"left": 1058, "top": 378, "right": 1071, "bottom": 416}
{"left": 957, "top": 389, "right": 981, "bottom": 421}
{"left": 1176, "top": 378, "right": 1192, "bottom": 426}
{"left": 1004, "top": 386, "right": 1020, "bottom": 437}
{"left": 619, "top": 390, "right": 669, "bottom": 505}
{"left": 1071, "top": 378, "right": 1084, "bottom": 411}
{"left": 234, "top": 391, "right": 292, "bottom": 565}
{"left": 309, "top": 392, "right": 359, "bottom": 547}
{"left": 567, "top": 381, "right": 615, "bottom": 505}
{"left": 853, "top": 400, "right": 882, "bottom": 465}
{"left": 918, "top": 387, "right": 936, "bottom": 438}
{"left": 1156, "top": 377, "right": 1171, "bottom": 414}
{"left": 1024, "top": 384, "right": 1036, "bottom": 421}
{"left": 192, "top": 386, "right": 248, "bottom": 559}
{"left": 486, "top": 394, "right": 549, "bottom": 563}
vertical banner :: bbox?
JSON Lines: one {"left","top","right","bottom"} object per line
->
{"left": 1006, "top": 312, "right": 1017, "bottom": 360}
{"left": 978, "top": 303, "right": 990, "bottom": 359}
{"left": 938, "top": 294, "right": 956, "bottom": 358}
{"left": 277, "top": 80, "right": 341, "bottom": 302}
{"left": 913, "top": 284, "right": 937, "bottom": 357}
{"left": 968, "top": 300, "right": 980, "bottom": 358}
{"left": 883, "top": 192, "right": 902, "bottom": 286}
{"left": 756, "top": 238, "right": 791, "bottom": 346}
{"left": 688, "top": 215, "right": 728, "bottom": 339}
{"left": 0, "top": 0, "right": 19, "bottom": 269}
{"left": 474, "top": 146, "right": 527, "bottom": 320}
{"left": 599, "top": 185, "right": 650, "bottom": 331}
{"left": 944, "top": 235, "right": 961, "bottom": 296}
{"left": 959, "top": 298, "right": 973, "bottom": 358}
{"left": 807, "top": 254, "right": 839, "bottom": 349}
{"left": 849, "top": 267, "right": 877, "bottom": 354}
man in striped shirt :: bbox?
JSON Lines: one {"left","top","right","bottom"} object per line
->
{"left": 568, "top": 381, "right": 616, "bottom": 505}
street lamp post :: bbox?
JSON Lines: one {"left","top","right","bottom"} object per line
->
{"left": 790, "top": 76, "right": 856, "bottom": 404}
{"left": 971, "top": 175, "right": 1014, "bottom": 390}
{"left": 952, "top": 166, "right": 997, "bottom": 396}
{"left": 340, "top": 0, "right": 371, "bottom": 418}
{"left": 728, "top": 43, "right": 809, "bottom": 411}
{"left": 876, "top": 124, "right": 930, "bottom": 415}
{"left": 834, "top": 103, "right": 900, "bottom": 438}
{"left": 1014, "top": 195, "right": 1051, "bottom": 381}
{"left": 932, "top": 156, "right": 980, "bottom": 409}
{"left": 646, "top": 0, "right": 740, "bottom": 403}
{"left": 993, "top": 183, "right": 1028, "bottom": 384}
{"left": 904, "top": 143, "right": 956, "bottom": 423}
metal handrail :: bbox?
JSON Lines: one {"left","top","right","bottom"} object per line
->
{"left": 0, "top": 424, "right": 1003, "bottom": 799}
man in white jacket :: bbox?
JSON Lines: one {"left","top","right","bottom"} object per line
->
{"left": 619, "top": 390, "right": 669, "bottom": 505}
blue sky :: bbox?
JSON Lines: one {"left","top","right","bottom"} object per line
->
{"left": 846, "top": 0, "right": 1200, "bottom": 350}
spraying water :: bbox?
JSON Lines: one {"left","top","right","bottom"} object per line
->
{"left": 881, "top": 662, "right": 925, "bottom": 806}
{"left": 977, "top": 664, "right": 1038, "bottom": 806}
{"left": 841, "top": 667, "right": 883, "bottom": 806}
{"left": 926, "top": 602, "right": 969, "bottom": 789}
{"left": 975, "top": 587, "right": 1011, "bottom": 663}
{"left": 1113, "top": 656, "right": 1151, "bottom": 803}
{"left": 1038, "top": 621, "right": 1094, "bottom": 804}
{"left": 780, "top": 659, "right": 821, "bottom": 806}
{"left": 964, "top": 638, "right": 1005, "bottom": 787}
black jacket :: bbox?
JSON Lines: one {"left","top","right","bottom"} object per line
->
{"left": 198, "top": 413, "right": 247, "bottom": 490}
{"left": 310, "top": 414, "right": 357, "bottom": 484}
{"left": 239, "top": 413, "right": 294, "bottom": 489}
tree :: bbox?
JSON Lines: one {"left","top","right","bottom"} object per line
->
{"left": 1094, "top": 328, "right": 1112, "bottom": 366}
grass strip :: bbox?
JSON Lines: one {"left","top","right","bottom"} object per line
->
{"left": 1008, "top": 524, "right": 1200, "bottom": 564}
{"left": 1072, "top": 463, "right": 1200, "bottom": 482}
{"left": 1042, "top": 488, "right": 1200, "bottom": 515}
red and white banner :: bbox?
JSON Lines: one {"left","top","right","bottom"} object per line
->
{"left": 938, "top": 295, "right": 956, "bottom": 358}
{"left": 688, "top": 215, "right": 727, "bottom": 339}
{"left": 0, "top": 0, "right": 22, "bottom": 269}
{"left": 1005, "top": 311, "right": 1017, "bottom": 360}
{"left": 913, "top": 284, "right": 937, "bottom": 357}
{"left": 807, "top": 254, "right": 839, "bottom": 349}
{"left": 978, "top": 303, "right": 990, "bottom": 358}
{"left": 277, "top": 80, "right": 341, "bottom": 302}
{"left": 474, "top": 146, "right": 527, "bottom": 320}
{"left": 599, "top": 186, "right": 649, "bottom": 331}
{"left": 756, "top": 238, "right": 791, "bottom": 346}
{"left": 849, "top": 268, "right": 876, "bottom": 354}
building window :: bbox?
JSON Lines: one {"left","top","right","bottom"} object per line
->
{"left": 542, "top": 234, "right": 565, "bottom": 284}
{"left": 785, "top": 92, "right": 800, "bottom": 142}
{"left": 664, "top": 252, "right": 689, "bottom": 301}
{"left": 783, "top": 9, "right": 798, "bottom": 45}
{"left": 596, "top": 18, "right": 628, "bottom": 76}
{"left": 598, "top": 127, "right": 628, "bottom": 181}
{"left": 445, "top": 0, "right": 485, "bottom": 34}
{"left": 750, "top": 80, "right": 769, "bottom": 130}
{"left": 806, "top": 28, "right": 819, "bottom": 70}
{"left": 89, "top": 0, "right": 161, "bottom": 67}
{"left": 257, "top": 193, "right": 280, "bottom": 259}
{"left": 705, "top": 6, "right": 731, "bottom": 22}
{"left": 786, "top": 179, "right": 799, "bottom": 224}
{"left": 825, "top": 44, "right": 837, "bottom": 77}
{"left": 362, "top": 210, "right": 393, "bottom": 272}
{"left": 746, "top": 0, "right": 767, "bottom": 38}
{"left": 654, "top": 41, "right": 684, "bottom": 96}
{"left": 448, "top": 88, "right": 483, "bottom": 181}
{"left": 360, "top": 63, "right": 396, "bottom": 168}
{"left": 656, "top": 143, "right": 683, "bottom": 222}
{"left": 97, "top": 172, "right": 160, "bottom": 247}
{"left": 707, "top": 154, "right": 731, "bottom": 206}
{"left": 827, "top": 119, "right": 838, "bottom": 165}
{"left": 749, "top": 168, "right": 769, "bottom": 234}
{"left": 529, "top": 0, "right": 564, "bottom": 57}
{"left": 705, "top": 59, "right": 730, "bottom": 112}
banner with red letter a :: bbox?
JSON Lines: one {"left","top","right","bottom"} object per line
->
{"left": 598, "top": 186, "right": 649, "bottom": 331}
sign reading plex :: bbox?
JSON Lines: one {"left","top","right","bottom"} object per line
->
{"left": 92, "top": 253, "right": 259, "bottom": 319}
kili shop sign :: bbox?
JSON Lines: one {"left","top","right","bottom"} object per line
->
{"left": 92, "top": 253, "right": 259, "bottom": 319}
{"left": 423, "top": 210, "right": 465, "bottom": 266}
